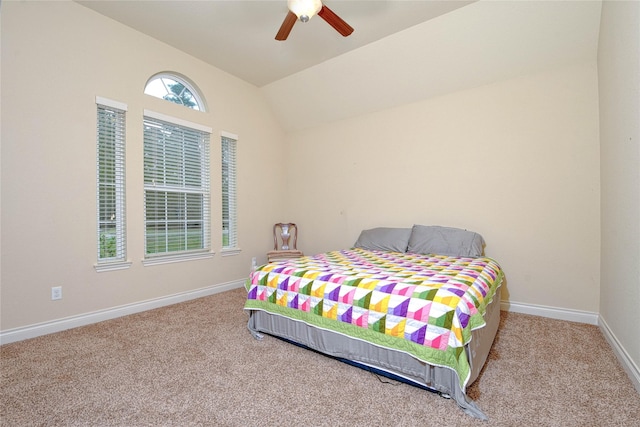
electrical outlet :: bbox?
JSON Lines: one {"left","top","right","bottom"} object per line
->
{"left": 51, "top": 286, "right": 62, "bottom": 301}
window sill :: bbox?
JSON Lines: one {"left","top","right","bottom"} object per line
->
{"left": 142, "top": 251, "right": 215, "bottom": 267}
{"left": 221, "top": 248, "right": 242, "bottom": 257}
{"left": 94, "top": 260, "right": 133, "bottom": 273}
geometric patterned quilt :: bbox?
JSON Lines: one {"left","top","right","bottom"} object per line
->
{"left": 244, "top": 248, "right": 503, "bottom": 389}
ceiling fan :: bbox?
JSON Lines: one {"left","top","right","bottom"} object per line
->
{"left": 276, "top": 0, "right": 354, "bottom": 41}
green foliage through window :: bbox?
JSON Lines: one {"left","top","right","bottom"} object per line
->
{"left": 144, "top": 74, "right": 204, "bottom": 111}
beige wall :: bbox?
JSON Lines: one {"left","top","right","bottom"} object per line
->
{"left": 598, "top": 0, "right": 640, "bottom": 381}
{"left": 285, "top": 62, "right": 601, "bottom": 313}
{"left": 1, "top": 1, "right": 287, "bottom": 330}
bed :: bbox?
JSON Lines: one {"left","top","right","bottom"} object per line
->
{"left": 244, "top": 225, "right": 504, "bottom": 420}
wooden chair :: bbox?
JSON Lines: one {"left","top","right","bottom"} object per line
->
{"left": 267, "top": 223, "right": 304, "bottom": 262}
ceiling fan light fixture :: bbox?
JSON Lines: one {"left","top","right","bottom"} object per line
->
{"left": 287, "top": 0, "right": 322, "bottom": 22}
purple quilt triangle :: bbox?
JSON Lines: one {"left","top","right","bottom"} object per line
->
{"left": 318, "top": 274, "right": 334, "bottom": 282}
{"left": 289, "top": 294, "right": 299, "bottom": 310}
{"left": 247, "top": 286, "right": 258, "bottom": 300}
{"left": 327, "top": 286, "right": 340, "bottom": 301}
{"left": 391, "top": 298, "right": 410, "bottom": 316}
{"left": 458, "top": 312, "right": 470, "bottom": 328}
{"left": 278, "top": 277, "right": 289, "bottom": 290}
{"left": 409, "top": 325, "right": 427, "bottom": 344}
{"left": 446, "top": 287, "right": 466, "bottom": 297}
{"left": 377, "top": 283, "right": 396, "bottom": 294}
{"left": 339, "top": 306, "right": 353, "bottom": 324}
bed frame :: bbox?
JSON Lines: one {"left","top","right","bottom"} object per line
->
{"left": 247, "top": 284, "right": 501, "bottom": 420}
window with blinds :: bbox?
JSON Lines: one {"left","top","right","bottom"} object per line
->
{"left": 143, "top": 112, "right": 211, "bottom": 258}
{"left": 96, "top": 98, "right": 127, "bottom": 266}
{"left": 221, "top": 133, "right": 238, "bottom": 250}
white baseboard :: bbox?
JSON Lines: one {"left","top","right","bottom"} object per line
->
{"left": 599, "top": 316, "right": 640, "bottom": 394}
{"left": 501, "top": 300, "right": 599, "bottom": 325}
{"left": 0, "top": 279, "right": 246, "bottom": 345}
{"left": 501, "top": 300, "right": 639, "bottom": 394}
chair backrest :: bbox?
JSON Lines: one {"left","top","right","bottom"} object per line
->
{"left": 273, "top": 223, "right": 298, "bottom": 251}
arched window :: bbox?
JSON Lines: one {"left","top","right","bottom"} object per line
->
{"left": 144, "top": 73, "right": 205, "bottom": 111}
{"left": 142, "top": 72, "right": 212, "bottom": 265}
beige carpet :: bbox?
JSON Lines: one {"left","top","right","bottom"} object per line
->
{"left": 1, "top": 287, "right": 639, "bottom": 426}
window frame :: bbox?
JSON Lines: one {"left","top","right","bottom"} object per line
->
{"left": 221, "top": 132, "right": 240, "bottom": 256}
{"left": 95, "top": 96, "right": 132, "bottom": 272}
{"left": 142, "top": 110, "right": 213, "bottom": 266}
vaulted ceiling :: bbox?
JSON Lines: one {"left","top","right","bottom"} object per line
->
{"left": 76, "top": 0, "right": 476, "bottom": 87}
{"left": 76, "top": 1, "right": 602, "bottom": 132}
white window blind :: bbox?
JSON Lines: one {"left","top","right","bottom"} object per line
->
{"left": 143, "top": 114, "right": 211, "bottom": 258}
{"left": 222, "top": 133, "right": 238, "bottom": 250}
{"left": 96, "top": 99, "right": 127, "bottom": 264}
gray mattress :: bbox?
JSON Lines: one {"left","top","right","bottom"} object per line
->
{"left": 247, "top": 285, "right": 501, "bottom": 420}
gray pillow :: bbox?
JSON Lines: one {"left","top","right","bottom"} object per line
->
{"left": 353, "top": 227, "right": 412, "bottom": 253}
{"left": 407, "top": 225, "right": 485, "bottom": 257}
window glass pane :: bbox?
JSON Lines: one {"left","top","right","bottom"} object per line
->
{"left": 186, "top": 193, "right": 203, "bottom": 220}
{"left": 167, "top": 223, "right": 185, "bottom": 252}
{"left": 187, "top": 222, "right": 204, "bottom": 250}
{"left": 167, "top": 192, "right": 184, "bottom": 221}
{"left": 99, "top": 224, "right": 117, "bottom": 259}
{"left": 145, "top": 190, "right": 166, "bottom": 221}
{"left": 144, "top": 74, "right": 204, "bottom": 111}
{"left": 146, "top": 223, "right": 167, "bottom": 254}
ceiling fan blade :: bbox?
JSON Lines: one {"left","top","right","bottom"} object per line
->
{"left": 275, "top": 11, "right": 297, "bottom": 41}
{"left": 318, "top": 5, "right": 354, "bottom": 37}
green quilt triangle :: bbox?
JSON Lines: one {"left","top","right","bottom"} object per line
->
{"left": 370, "top": 315, "right": 386, "bottom": 333}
